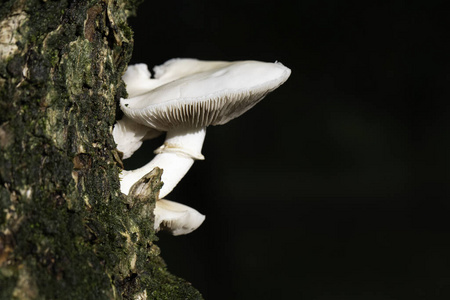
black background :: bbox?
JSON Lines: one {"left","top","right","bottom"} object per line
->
{"left": 126, "top": 1, "right": 449, "bottom": 299}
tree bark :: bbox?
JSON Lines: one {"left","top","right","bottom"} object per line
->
{"left": 0, "top": 1, "right": 202, "bottom": 299}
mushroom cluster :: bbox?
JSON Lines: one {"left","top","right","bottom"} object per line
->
{"left": 114, "top": 58, "right": 290, "bottom": 235}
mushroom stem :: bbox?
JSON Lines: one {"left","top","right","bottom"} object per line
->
{"left": 120, "top": 127, "right": 206, "bottom": 197}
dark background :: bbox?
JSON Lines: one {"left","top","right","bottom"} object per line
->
{"left": 126, "top": 1, "right": 449, "bottom": 299}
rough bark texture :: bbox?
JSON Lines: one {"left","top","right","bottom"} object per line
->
{"left": 0, "top": 0, "right": 202, "bottom": 299}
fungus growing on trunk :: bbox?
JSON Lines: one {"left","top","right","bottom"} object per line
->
{"left": 118, "top": 58, "right": 291, "bottom": 198}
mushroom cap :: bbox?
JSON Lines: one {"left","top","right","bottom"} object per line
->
{"left": 120, "top": 60, "right": 291, "bottom": 131}
{"left": 123, "top": 59, "right": 231, "bottom": 99}
{"left": 122, "top": 63, "right": 159, "bottom": 98}
{"left": 112, "top": 116, "right": 161, "bottom": 159}
{"left": 153, "top": 58, "right": 231, "bottom": 82}
{"left": 154, "top": 199, "right": 205, "bottom": 236}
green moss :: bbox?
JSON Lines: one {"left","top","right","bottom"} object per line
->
{"left": 62, "top": 38, "right": 95, "bottom": 95}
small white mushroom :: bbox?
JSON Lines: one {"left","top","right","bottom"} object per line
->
{"left": 119, "top": 59, "right": 291, "bottom": 197}
{"left": 112, "top": 116, "right": 153, "bottom": 159}
{"left": 121, "top": 63, "right": 160, "bottom": 98}
{"left": 154, "top": 199, "right": 205, "bottom": 236}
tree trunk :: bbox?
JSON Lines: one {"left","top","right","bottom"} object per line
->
{"left": 0, "top": 1, "right": 202, "bottom": 299}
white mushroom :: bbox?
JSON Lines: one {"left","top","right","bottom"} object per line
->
{"left": 119, "top": 59, "right": 291, "bottom": 197}
{"left": 114, "top": 59, "right": 227, "bottom": 159}
{"left": 123, "top": 59, "right": 232, "bottom": 98}
{"left": 154, "top": 199, "right": 205, "bottom": 236}
{"left": 121, "top": 63, "right": 160, "bottom": 98}
{"left": 112, "top": 116, "right": 153, "bottom": 159}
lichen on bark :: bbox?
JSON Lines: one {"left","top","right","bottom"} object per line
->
{"left": 0, "top": 0, "right": 202, "bottom": 299}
